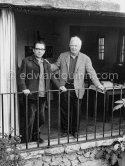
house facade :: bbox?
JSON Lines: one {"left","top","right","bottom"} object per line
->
{"left": 0, "top": 0, "right": 125, "bottom": 138}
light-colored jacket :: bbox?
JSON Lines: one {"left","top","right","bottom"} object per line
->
{"left": 51, "top": 51, "right": 101, "bottom": 99}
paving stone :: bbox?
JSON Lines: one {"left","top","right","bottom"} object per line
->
{"left": 71, "top": 159, "right": 79, "bottom": 166}
{"left": 77, "top": 151, "right": 83, "bottom": 155}
{"left": 59, "top": 163, "right": 65, "bottom": 166}
{"left": 80, "top": 142, "right": 96, "bottom": 150}
{"left": 24, "top": 160, "right": 34, "bottom": 166}
{"left": 77, "top": 163, "right": 86, "bottom": 166}
{"left": 79, "top": 163, "right": 87, "bottom": 166}
{"left": 43, "top": 163, "right": 50, "bottom": 166}
{"left": 83, "top": 151, "right": 91, "bottom": 159}
{"left": 62, "top": 157, "right": 69, "bottom": 163}
{"left": 50, "top": 161, "right": 61, "bottom": 166}
{"left": 42, "top": 155, "right": 52, "bottom": 162}
{"left": 77, "top": 155, "right": 87, "bottom": 163}
{"left": 45, "top": 147, "right": 64, "bottom": 155}
{"left": 33, "top": 160, "right": 43, "bottom": 166}
{"left": 65, "top": 144, "right": 80, "bottom": 153}
{"left": 51, "top": 155, "right": 63, "bottom": 162}
{"left": 62, "top": 157, "right": 71, "bottom": 166}
{"left": 22, "top": 150, "right": 44, "bottom": 160}
{"left": 89, "top": 150, "right": 97, "bottom": 159}
{"left": 66, "top": 153, "right": 77, "bottom": 161}
{"left": 83, "top": 160, "right": 107, "bottom": 166}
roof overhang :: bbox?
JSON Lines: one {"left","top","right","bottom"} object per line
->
{"left": 0, "top": 0, "right": 125, "bottom": 18}
{"left": 0, "top": 0, "right": 121, "bottom": 11}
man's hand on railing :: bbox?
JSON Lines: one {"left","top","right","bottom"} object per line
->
{"left": 44, "top": 58, "right": 54, "bottom": 71}
{"left": 22, "top": 89, "right": 31, "bottom": 95}
{"left": 98, "top": 84, "right": 105, "bottom": 92}
{"left": 44, "top": 58, "right": 51, "bottom": 65}
{"left": 59, "top": 86, "right": 67, "bottom": 93}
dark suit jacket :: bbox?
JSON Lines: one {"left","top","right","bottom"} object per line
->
{"left": 18, "top": 55, "right": 51, "bottom": 100}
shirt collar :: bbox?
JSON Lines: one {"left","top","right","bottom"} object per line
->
{"left": 36, "top": 57, "right": 44, "bottom": 63}
{"left": 70, "top": 53, "right": 79, "bottom": 59}
{"left": 39, "top": 59, "right": 44, "bottom": 63}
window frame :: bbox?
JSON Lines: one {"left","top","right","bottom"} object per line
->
{"left": 119, "top": 35, "right": 125, "bottom": 63}
{"left": 98, "top": 36, "right": 105, "bottom": 61}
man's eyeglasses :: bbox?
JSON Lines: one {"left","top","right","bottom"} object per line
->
{"left": 35, "top": 48, "right": 46, "bottom": 51}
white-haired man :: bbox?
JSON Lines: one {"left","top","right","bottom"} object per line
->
{"left": 50, "top": 36, "right": 104, "bottom": 138}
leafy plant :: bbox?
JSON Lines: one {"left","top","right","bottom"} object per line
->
{"left": 95, "top": 141, "right": 123, "bottom": 166}
{"left": 113, "top": 99, "right": 125, "bottom": 111}
{"left": 0, "top": 129, "right": 24, "bottom": 166}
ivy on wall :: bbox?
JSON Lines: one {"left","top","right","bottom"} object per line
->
{"left": 0, "top": 129, "right": 24, "bottom": 166}
{"left": 95, "top": 140, "right": 125, "bottom": 166}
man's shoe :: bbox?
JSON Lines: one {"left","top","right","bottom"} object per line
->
{"left": 72, "top": 132, "right": 78, "bottom": 138}
{"left": 38, "top": 138, "right": 44, "bottom": 143}
{"left": 61, "top": 132, "right": 68, "bottom": 137}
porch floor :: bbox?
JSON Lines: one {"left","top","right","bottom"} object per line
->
{"left": 41, "top": 101, "right": 125, "bottom": 140}
{"left": 20, "top": 99, "right": 125, "bottom": 144}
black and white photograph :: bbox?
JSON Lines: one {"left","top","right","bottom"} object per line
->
{"left": 0, "top": 0, "right": 125, "bottom": 165}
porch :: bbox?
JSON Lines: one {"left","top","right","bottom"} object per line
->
{"left": 0, "top": 1, "right": 125, "bottom": 154}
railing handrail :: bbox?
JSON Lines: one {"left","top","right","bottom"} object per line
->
{"left": 1, "top": 85, "right": 124, "bottom": 95}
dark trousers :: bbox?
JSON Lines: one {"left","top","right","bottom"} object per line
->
{"left": 60, "top": 83, "right": 82, "bottom": 133}
{"left": 27, "top": 97, "right": 46, "bottom": 141}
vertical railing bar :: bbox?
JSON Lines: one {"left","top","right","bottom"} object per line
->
{"left": 18, "top": 93, "right": 21, "bottom": 139}
{"left": 1, "top": 94, "right": 4, "bottom": 137}
{"left": 48, "top": 90, "right": 51, "bottom": 147}
{"left": 58, "top": 90, "right": 61, "bottom": 145}
{"left": 103, "top": 89, "right": 106, "bottom": 138}
{"left": 37, "top": 93, "right": 40, "bottom": 148}
{"left": 25, "top": 95, "right": 28, "bottom": 149}
{"left": 119, "top": 87, "right": 122, "bottom": 136}
{"left": 10, "top": 92, "right": 12, "bottom": 134}
{"left": 14, "top": 93, "right": 16, "bottom": 137}
{"left": 105, "top": 90, "right": 109, "bottom": 123}
{"left": 86, "top": 89, "right": 89, "bottom": 141}
{"left": 94, "top": 89, "right": 97, "bottom": 140}
{"left": 77, "top": 89, "right": 80, "bottom": 142}
{"left": 67, "top": 90, "right": 70, "bottom": 143}
{"left": 10, "top": 42, "right": 12, "bottom": 135}
{"left": 111, "top": 87, "right": 114, "bottom": 137}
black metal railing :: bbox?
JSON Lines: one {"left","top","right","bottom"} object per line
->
{"left": 0, "top": 86, "right": 125, "bottom": 150}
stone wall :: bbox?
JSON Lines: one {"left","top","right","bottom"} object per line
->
{"left": 23, "top": 148, "right": 108, "bottom": 166}
{"left": 20, "top": 138, "right": 122, "bottom": 166}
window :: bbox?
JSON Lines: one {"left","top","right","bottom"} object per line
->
{"left": 120, "top": 35, "right": 125, "bottom": 63}
{"left": 98, "top": 37, "right": 104, "bottom": 60}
